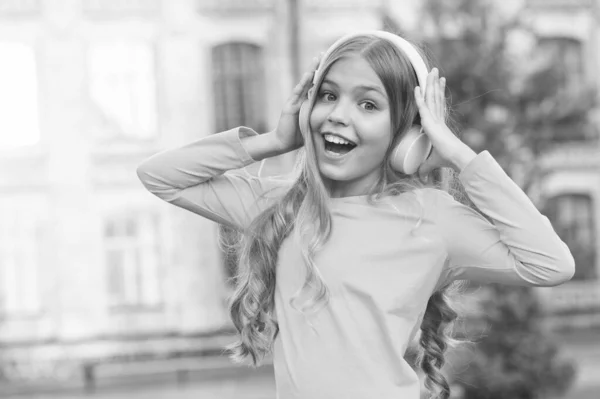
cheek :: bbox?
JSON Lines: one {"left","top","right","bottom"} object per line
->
{"left": 309, "top": 103, "right": 328, "bottom": 132}
{"left": 357, "top": 117, "right": 393, "bottom": 147}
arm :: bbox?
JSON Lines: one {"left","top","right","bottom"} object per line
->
{"left": 136, "top": 127, "right": 292, "bottom": 230}
{"left": 430, "top": 150, "right": 575, "bottom": 288}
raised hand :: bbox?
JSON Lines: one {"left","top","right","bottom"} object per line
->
{"left": 414, "top": 68, "right": 476, "bottom": 181}
{"left": 273, "top": 55, "right": 322, "bottom": 152}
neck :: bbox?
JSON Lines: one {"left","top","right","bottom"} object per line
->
{"left": 324, "top": 176, "right": 382, "bottom": 198}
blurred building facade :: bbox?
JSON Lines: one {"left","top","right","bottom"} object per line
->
{"left": 525, "top": 0, "right": 600, "bottom": 331}
{"left": 0, "top": 0, "right": 389, "bottom": 381}
{"left": 0, "top": 0, "right": 598, "bottom": 383}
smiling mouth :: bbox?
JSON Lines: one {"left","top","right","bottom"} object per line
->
{"left": 322, "top": 134, "right": 357, "bottom": 156}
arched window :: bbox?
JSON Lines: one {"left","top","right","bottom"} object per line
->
{"left": 211, "top": 42, "right": 267, "bottom": 133}
{"left": 543, "top": 193, "right": 597, "bottom": 281}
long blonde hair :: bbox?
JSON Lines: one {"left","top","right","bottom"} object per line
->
{"left": 225, "top": 34, "right": 469, "bottom": 399}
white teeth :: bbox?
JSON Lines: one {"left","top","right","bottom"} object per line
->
{"left": 323, "top": 133, "right": 354, "bottom": 145}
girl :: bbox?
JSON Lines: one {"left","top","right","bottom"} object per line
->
{"left": 136, "top": 31, "right": 575, "bottom": 399}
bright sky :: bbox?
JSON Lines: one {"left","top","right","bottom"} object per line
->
{"left": 0, "top": 42, "right": 40, "bottom": 151}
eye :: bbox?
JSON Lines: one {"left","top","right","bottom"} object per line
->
{"left": 320, "top": 91, "right": 336, "bottom": 102}
{"left": 361, "top": 101, "right": 377, "bottom": 111}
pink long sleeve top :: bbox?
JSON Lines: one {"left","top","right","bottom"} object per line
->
{"left": 136, "top": 127, "right": 575, "bottom": 399}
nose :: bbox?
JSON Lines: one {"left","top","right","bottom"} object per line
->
{"left": 327, "top": 101, "right": 349, "bottom": 126}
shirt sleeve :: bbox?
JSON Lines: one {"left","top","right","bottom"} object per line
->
{"left": 135, "top": 126, "right": 291, "bottom": 230}
{"left": 429, "top": 150, "right": 575, "bottom": 289}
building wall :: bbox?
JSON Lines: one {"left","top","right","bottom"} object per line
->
{"left": 2, "top": 0, "right": 598, "bottom": 381}
{"left": 0, "top": 0, "right": 386, "bottom": 380}
{"left": 524, "top": 0, "right": 600, "bottom": 329}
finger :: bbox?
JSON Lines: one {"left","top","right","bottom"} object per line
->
{"left": 415, "top": 86, "right": 434, "bottom": 122}
{"left": 419, "top": 149, "right": 442, "bottom": 181}
{"left": 434, "top": 72, "right": 441, "bottom": 120}
{"left": 311, "top": 55, "right": 321, "bottom": 71}
{"left": 418, "top": 158, "right": 433, "bottom": 182}
{"left": 302, "top": 56, "right": 321, "bottom": 96}
{"left": 429, "top": 69, "right": 439, "bottom": 114}
{"left": 425, "top": 69, "right": 436, "bottom": 112}
{"left": 438, "top": 74, "right": 444, "bottom": 120}
{"left": 292, "top": 71, "right": 311, "bottom": 96}
{"left": 290, "top": 72, "right": 314, "bottom": 107}
{"left": 440, "top": 77, "right": 446, "bottom": 121}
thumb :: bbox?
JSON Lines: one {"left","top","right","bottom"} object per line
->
{"left": 418, "top": 154, "right": 439, "bottom": 183}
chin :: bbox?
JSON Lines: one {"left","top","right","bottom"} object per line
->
{"left": 318, "top": 164, "right": 353, "bottom": 183}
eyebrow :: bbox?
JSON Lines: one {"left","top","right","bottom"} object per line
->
{"left": 322, "top": 78, "right": 386, "bottom": 98}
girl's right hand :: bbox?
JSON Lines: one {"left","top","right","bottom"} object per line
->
{"left": 273, "top": 55, "right": 322, "bottom": 152}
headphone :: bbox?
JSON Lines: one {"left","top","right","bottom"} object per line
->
{"left": 299, "top": 30, "right": 433, "bottom": 175}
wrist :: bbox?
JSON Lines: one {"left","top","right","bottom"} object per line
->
{"left": 269, "top": 130, "right": 303, "bottom": 153}
{"left": 240, "top": 130, "right": 289, "bottom": 161}
{"left": 265, "top": 130, "right": 301, "bottom": 158}
{"left": 265, "top": 131, "right": 288, "bottom": 154}
{"left": 449, "top": 145, "right": 478, "bottom": 173}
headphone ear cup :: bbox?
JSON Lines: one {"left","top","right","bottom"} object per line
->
{"left": 298, "top": 99, "right": 311, "bottom": 138}
{"left": 298, "top": 86, "right": 315, "bottom": 138}
{"left": 390, "top": 125, "right": 433, "bottom": 175}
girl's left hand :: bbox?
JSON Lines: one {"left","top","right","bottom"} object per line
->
{"left": 414, "top": 68, "right": 476, "bottom": 181}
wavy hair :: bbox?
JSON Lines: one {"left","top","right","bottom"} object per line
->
{"left": 224, "top": 33, "right": 472, "bottom": 399}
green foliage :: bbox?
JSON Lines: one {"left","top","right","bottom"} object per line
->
{"left": 419, "top": 0, "right": 596, "bottom": 191}
{"left": 413, "top": 0, "right": 591, "bottom": 398}
{"left": 457, "top": 285, "right": 576, "bottom": 399}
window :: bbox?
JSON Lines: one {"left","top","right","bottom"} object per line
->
{"left": 211, "top": 42, "right": 267, "bottom": 133}
{"left": 103, "top": 213, "right": 163, "bottom": 309}
{"left": 538, "top": 37, "right": 584, "bottom": 90}
{"left": 0, "top": 206, "right": 42, "bottom": 316}
{"left": 537, "top": 37, "right": 591, "bottom": 142}
{"left": 543, "top": 194, "right": 597, "bottom": 280}
{"left": 0, "top": 42, "right": 40, "bottom": 151}
{"left": 212, "top": 43, "right": 267, "bottom": 282}
{"left": 88, "top": 41, "right": 158, "bottom": 140}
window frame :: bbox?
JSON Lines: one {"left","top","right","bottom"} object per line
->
{"left": 87, "top": 40, "right": 160, "bottom": 143}
{"left": 102, "top": 212, "right": 164, "bottom": 311}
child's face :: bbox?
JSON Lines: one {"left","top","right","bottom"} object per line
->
{"left": 309, "top": 55, "right": 392, "bottom": 198}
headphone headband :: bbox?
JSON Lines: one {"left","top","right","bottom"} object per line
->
{"left": 312, "top": 30, "right": 429, "bottom": 93}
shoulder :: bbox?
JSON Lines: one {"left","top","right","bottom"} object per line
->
{"left": 379, "top": 187, "right": 456, "bottom": 222}
{"left": 414, "top": 187, "right": 457, "bottom": 209}
{"left": 379, "top": 187, "right": 455, "bottom": 207}
{"left": 410, "top": 187, "right": 471, "bottom": 223}
{"left": 417, "top": 187, "right": 454, "bottom": 200}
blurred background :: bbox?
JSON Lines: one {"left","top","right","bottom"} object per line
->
{"left": 0, "top": 0, "right": 599, "bottom": 398}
